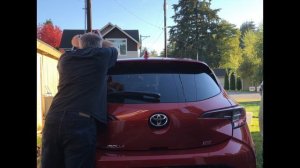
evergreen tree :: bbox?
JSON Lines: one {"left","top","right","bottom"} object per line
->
{"left": 169, "top": 0, "right": 221, "bottom": 67}
{"left": 236, "top": 76, "right": 242, "bottom": 90}
{"left": 224, "top": 70, "right": 229, "bottom": 90}
{"left": 230, "top": 72, "right": 236, "bottom": 90}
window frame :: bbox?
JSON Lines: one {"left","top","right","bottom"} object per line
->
{"left": 106, "top": 38, "right": 127, "bottom": 56}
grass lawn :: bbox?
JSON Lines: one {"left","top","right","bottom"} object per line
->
{"left": 239, "top": 101, "right": 263, "bottom": 168}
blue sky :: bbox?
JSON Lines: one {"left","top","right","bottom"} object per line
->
{"left": 37, "top": 0, "right": 263, "bottom": 54}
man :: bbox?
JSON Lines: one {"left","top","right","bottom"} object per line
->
{"left": 259, "top": 81, "right": 263, "bottom": 137}
{"left": 41, "top": 31, "right": 118, "bottom": 168}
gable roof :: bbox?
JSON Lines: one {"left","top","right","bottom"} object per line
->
{"left": 124, "top": 30, "right": 139, "bottom": 42}
{"left": 59, "top": 23, "right": 140, "bottom": 49}
{"left": 102, "top": 25, "right": 140, "bottom": 44}
{"left": 100, "top": 22, "right": 114, "bottom": 35}
{"left": 213, "top": 68, "right": 226, "bottom": 77}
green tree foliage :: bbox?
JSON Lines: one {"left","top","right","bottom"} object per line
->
{"left": 230, "top": 72, "right": 236, "bottom": 90}
{"left": 236, "top": 76, "right": 242, "bottom": 90}
{"left": 217, "top": 20, "right": 242, "bottom": 73}
{"left": 239, "top": 21, "right": 256, "bottom": 49}
{"left": 255, "top": 24, "right": 263, "bottom": 83}
{"left": 238, "top": 29, "right": 262, "bottom": 85}
{"left": 224, "top": 70, "right": 229, "bottom": 90}
{"left": 160, "top": 43, "right": 175, "bottom": 57}
{"left": 169, "top": 0, "right": 221, "bottom": 67}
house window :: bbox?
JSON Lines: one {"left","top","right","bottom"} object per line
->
{"left": 106, "top": 38, "right": 127, "bottom": 56}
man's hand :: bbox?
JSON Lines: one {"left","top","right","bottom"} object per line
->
{"left": 71, "top": 34, "right": 81, "bottom": 48}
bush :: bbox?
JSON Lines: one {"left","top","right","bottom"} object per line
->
{"left": 230, "top": 72, "right": 236, "bottom": 90}
{"left": 236, "top": 76, "right": 242, "bottom": 90}
{"left": 224, "top": 71, "right": 229, "bottom": 90}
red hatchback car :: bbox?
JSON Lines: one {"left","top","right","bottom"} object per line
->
{"left": 96, "top": 58, "right": 256, "bottom": 168}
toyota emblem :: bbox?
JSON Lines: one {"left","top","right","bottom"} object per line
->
{"left": 149, "top": 113, "right": 169, "bottom": 128}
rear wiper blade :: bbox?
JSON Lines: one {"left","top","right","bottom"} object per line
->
{"left": 107, "top": 91, "right": 160, "bottom": 102}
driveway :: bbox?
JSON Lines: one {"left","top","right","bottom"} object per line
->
{"left": 227, "top": 91, "right": 261, "bottom": 102}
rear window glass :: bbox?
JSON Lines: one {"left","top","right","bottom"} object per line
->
{"left": 107, "top": 73, "right": 220, "bottom": 104}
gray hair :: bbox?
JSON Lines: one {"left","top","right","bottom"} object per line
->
{"left": 79, "top": 33, "right": 103, "bottom": 49}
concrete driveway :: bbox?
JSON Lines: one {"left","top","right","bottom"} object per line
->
{"left": 227, "top": 91, "right": 261, "bottom": 102}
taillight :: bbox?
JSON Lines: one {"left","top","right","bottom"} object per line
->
{"left": 201, "top": 106, "right": 246, "bottom": 129}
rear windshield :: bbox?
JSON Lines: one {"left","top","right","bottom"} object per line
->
{"left": 107, "top": 73, "right": 221, "bottom": 103}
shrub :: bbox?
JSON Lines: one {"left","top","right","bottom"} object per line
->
{"left": 236, "top": 76, "right": 242, "bottom": 90}
{"left": 224, "top": 71, "right": 229, "bottom": 90}
{"left": 230, "top": 72, "right": 236, "bottom": 90}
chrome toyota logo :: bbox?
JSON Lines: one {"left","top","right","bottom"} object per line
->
{"left": 149, "top": 113, "right": 169, "bottom": 128}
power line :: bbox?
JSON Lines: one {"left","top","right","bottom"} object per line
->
{"left": 112, "top": 0, "right": 164, "bottom": 30}
{"left": 149, "top": 29, "right": 164, "bottom": 50}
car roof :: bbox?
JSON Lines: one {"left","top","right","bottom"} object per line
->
{"left": 117, "top": 57, "right": 209, "bottom": 66}
{"left": 109, "top": 57, "right": 214, "bottom": 75}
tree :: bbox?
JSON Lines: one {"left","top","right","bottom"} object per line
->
{"left": 238, "top": 30, "right": 262, "bottom": 86}
{"left": 169, "top": 0, "right": 221, "bottom": 67}
{"left": 37, "top": 19, "right": 62, "bottom": 48}
{"left": 224, "top": 70, "right": 229, "bottom": 90}
{"left": 236, "top": 76, "right": 242, "bottom": 90}
{"left": 230, "top": 72, "right": 236, "bottom": 90}
{"left": 160, "top": 42, "right": 175, "bottom": 57}
{"left": 217, "top": 20, "right": 243, "bottom": 73}
{"left": 239, "top": 21, "right": 256, "bottom": 49}
{"left": 254, "top": 23, "right": 263, "bottom": 83}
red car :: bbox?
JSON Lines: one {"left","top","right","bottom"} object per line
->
{"left": 96, "top": 58, "right": 256, "bottom": 168}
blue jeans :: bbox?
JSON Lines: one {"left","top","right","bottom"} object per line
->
{"left": 42, "top": 110, "right": 98, "bottom": 168}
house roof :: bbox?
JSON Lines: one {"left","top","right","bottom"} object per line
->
{"left": 59, "top": 23, "right": 140, "bottom": 49}
{"left": 60, "top": 29, "right": 86, "bottom": 49}
{"left": 213, "top": 68, "right": 226, "bottom": 77}
{"left": 124, "top": 30, "right": 139, "bottom": 42}
{"left": 100, "top": 22, "right": 114, "bottom": 34}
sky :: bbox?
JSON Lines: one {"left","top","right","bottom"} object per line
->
{"left": 37, "top": 0, "right": 263, "bottom": 54}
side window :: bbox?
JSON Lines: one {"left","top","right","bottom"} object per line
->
{"left": 195, "top": 73, "right": 221, "bottom": 100}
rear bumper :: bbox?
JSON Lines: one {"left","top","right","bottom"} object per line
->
{"left": 95, "top": 139, "right": 256, "bottom": 168}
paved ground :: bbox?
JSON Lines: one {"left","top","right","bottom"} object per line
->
{"left": 227, "top": 91, "right": 261, "bottom": 101}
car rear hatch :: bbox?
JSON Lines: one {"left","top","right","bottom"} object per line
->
{"left": 97, "top": 59, "right": 234, "bottom": 151}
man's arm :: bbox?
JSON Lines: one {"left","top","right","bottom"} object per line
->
{"left": 102, "top": 40, "right": 114, "bottom": 48}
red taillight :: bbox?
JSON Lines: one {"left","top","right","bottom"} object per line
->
{"left": 201, "top": 106, "right": 246, "bottom": 129}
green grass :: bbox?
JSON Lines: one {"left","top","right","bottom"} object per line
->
{"left": 239, "top": 101, "right": 263, "bottom": 168}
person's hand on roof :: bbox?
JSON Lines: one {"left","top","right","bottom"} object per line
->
{"left": 71, "top": 34, "right": 81, "bottom": 48}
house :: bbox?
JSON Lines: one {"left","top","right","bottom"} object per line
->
{"left": 213, "top": 68, "right": 226, "bottom": 87}
{"left": 37, "top": 39, "right": 61, "bottom": 131}
{"left": 59, "top": 23, "right": 140, "bottom": 58}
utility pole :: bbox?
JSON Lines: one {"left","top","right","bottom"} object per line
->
{"left": 83, "top": 1, "right": 87, "bottom": 33}
{"left": 86, "top": 0, "right": 92, "bottom": 32}
{"left": 140, "top": 35, "right": 150, "bottom": 57}
{"left": 164, "top": 0, "right": 167, "bottom": 58}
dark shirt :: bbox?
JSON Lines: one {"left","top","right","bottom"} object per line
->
{"left": 48, "top": 47, "right": 118, "bottom": 124}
